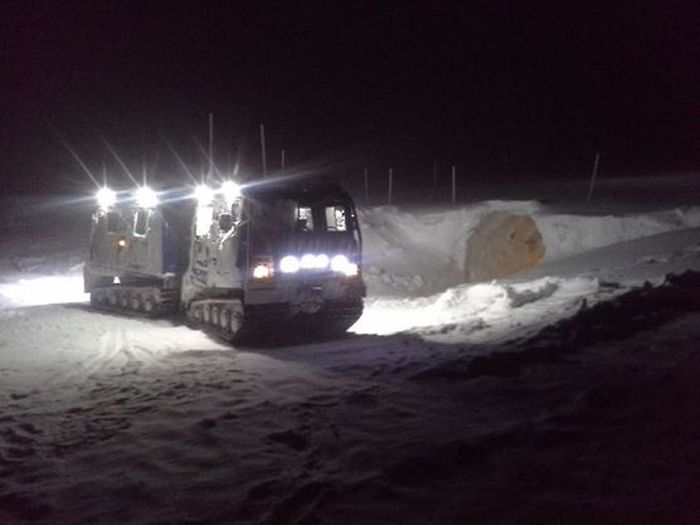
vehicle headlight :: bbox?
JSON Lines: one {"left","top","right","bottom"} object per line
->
{"left": 96, "top": 187, "right": 116, "bottom": 209}
{"left": 300, "top": 253, "right": 329, "bottom": 270}
{"left": 316, "top": 254, "right": 330, "bottom": 269}
{"left": 331, "top": 254, "right": 359, "bottom": 277}
{"left": 135, "top": 186, "right": 158, "bottom": 208}
{"left": 279, "top": 255, "right": 300, "bottom": 273}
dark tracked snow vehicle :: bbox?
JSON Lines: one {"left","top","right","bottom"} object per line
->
{"left": 84, "top": 180, "right": 366, "bottom": 341}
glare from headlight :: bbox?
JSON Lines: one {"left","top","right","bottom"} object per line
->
{"left": 331, "top": 254, "right": 359, "bottom": 277}
{"left": 281, "top": 254, "right": 354, "bottom": 274}
{"left": 301, "top": 253, "right": 330, "bottom": 269}
{"left": 96, "top": 187, "right": 116, "bottom": 209}
{"left": 316, "top": 254, "right": 330, "bottom": 269}
{"left": 300, "top": 254, "right": 315, "bottom": 269}
{"left": 280, "top": 255, "right": 300, "bottom": 273}
{"left": 331, "top": 254, "right": 349, "bottom": 272}
{"left": 343, "top": 262, "right": 359, "bottom": 277}
{"left": 135, "top": 186, "right": 158, "bottom": 208}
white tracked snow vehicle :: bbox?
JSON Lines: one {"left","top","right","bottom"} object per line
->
{"left": 84, "top": 181, "right": 366, "bottom": 341}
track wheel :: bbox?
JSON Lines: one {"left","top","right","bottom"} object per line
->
{"left": 108, "top": 293, "right": 118, "bottom": 307}
{"left": 211, "top": 306, "right": 220, "bottom": 327}
{"left": 219, "top": 309, "right": 230, "bottom": 331}
{"left": 120, "top": 293, "right": 129, "bottom": 309}
{"left": 143, "top": 297, "right": 155, "bottom": 314}
{"left": 202, "top": 304, "right": 211, "bottom": 324}
{"left": 130, "top": 295, "right": 141, "bottom": 311}
{"left": 185, "top": 304, "right": 196, "bottom": 324}
{"left": 189, "top": 304, "right": 201, "bottom": 323}
{"left": 230, "top": 310, "right": 242, "bottom": 335}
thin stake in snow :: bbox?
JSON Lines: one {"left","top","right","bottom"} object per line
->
{"left": 587, "top": 152, "right": 601, "bottom": 201}
{"left": 208, "top": 113, "right": 214, "bottom": 178}
{"left": 281, "top": 149, "right": 286, "bottom": 171}
{"left": 451, "top": 165, "right": 457, "bottom": 204}
{"left": 364, "top": 167, "right": 369, "bottom": 203}
{"left": 260, "top": 124, "right": 267, "bottom": 178}
{"left": 388, "top": 168, "right": 393, "bottom": 205}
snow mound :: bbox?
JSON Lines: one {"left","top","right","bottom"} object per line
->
{"left": 464, "top": 211, "right": 545, "bottom": 282}
{"left": 359, "top": 203, "right": 700, "bottom": 296}
{"left": 359, "top": 201, "right": 543, "bottom": 296}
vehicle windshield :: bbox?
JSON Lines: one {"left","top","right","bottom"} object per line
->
{"left": 249, "top": 196, "right": 354, "bottom": 234}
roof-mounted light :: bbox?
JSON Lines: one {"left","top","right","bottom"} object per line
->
{"left": 96, "top": 187, "right": 116, "bottom": 209}
{"left": 135, "top": 186, "right": 158, "bottom": 208}
{"left": 221, "top": 180, "right": 241, "bottom": 203}
{"left": 194, "top": 184, "right": 214, "bottom": 205}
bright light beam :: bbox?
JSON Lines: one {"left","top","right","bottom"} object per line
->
{"left": 0, "top": 275, "right": 89, "bottom": 309}
{"left": 53, "top": 129, "right": 100, "bottom": 189}
{"left": 135, "top": 186, "right": 158, "bottom": 208}
{"left": 164, "top": 139, "right": 199, "bottom": 184}
{"left": 193, "top": 136, "right": 222, "bottom": 180}
{"left": 221, "top": 180, "right": 241, "bottom": 203}
{"left": 101, "top": 137, "right": 139, "bottom": 187}
{"left": 193, "top": 184, "right": 214, "bottom": 205}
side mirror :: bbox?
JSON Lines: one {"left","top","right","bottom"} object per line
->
{"left": 218, "top": 213, "right": 234, "bottom": 232}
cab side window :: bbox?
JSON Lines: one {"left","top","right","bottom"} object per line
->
{"left": 106, "top": 211, "right": 127, "bottom": 233}
{"left": 133, "top": 209, "right": 149, "bottom": 236}
{"left": 324, "top": 206, "right": 347, "bottom": 231}
{"left": 296, "top": 206, "right": 314, "bottom": 231}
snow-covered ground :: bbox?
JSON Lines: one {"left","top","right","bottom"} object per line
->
{"left": 1, "top": 176, "right": 699, "bottom": 524}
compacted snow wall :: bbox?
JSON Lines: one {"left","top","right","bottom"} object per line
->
{"left": 359, "top": 203, "right": 700, "bottom": 295}
{"left": 359, "top": 201, "right": 542, "bottom": 295}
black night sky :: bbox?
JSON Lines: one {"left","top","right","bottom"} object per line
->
{"left": 2, "top": 1, "right": 698, "bottom": 193}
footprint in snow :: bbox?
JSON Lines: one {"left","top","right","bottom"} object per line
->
{"left": 267, "top": 429, "right": 308, "bottom": 451}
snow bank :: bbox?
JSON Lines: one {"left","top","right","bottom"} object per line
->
{"left": 359, "top": 201, "right": 542, "bottom": 296}
{"left": 359, "top": 202, "right": 700, "bottom": 296}
{"left": 536, "top": 206, "right": 700, "bottom": 261}
{"left": 352, "top": 276, "right": 599, "bottom": 342}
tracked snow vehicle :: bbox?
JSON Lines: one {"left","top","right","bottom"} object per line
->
{"left": 84, "top": 181, "right": 366, "bottom": 341}
{"left": 84, "top": 186, "right": 190, "bottom": 316}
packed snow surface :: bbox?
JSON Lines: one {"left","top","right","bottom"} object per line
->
{"left": 1, "top": 177, "right": 699, "bottom": 523}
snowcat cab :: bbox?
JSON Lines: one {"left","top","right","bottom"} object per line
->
{"left": 182, "top": 181, "right": 366, "bottom": 340}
